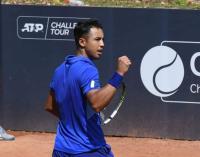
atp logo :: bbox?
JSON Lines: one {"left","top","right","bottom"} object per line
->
{"left": 17, "top": 16, "right": 47, "bottom": 39}
{"left": 140, "top": 45, "right": 184, "bottom": 98}
{"left": 21, "top": 23, "right": 44, "bottom": 32}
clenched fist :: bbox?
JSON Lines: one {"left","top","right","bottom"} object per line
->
{"left": 116, "top": 56, "right": 131, "bottom": 76}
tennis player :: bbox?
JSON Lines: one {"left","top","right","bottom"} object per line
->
{"left": 45, "top": 19, "right": 131, "bottom": 157}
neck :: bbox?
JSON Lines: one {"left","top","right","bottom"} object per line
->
{"left": 76, "top": 49, "right": 88, "bottom": 58}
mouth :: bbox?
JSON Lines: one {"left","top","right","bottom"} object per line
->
{"left": 97, "top": 52, "right": 102, "bottom": 56}
{"left": 97, "top": 49, "right": 103, "bottom": 54}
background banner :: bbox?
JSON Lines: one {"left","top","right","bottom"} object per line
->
{"left": 1, "top": 4, "right": 200, "bottom": 140}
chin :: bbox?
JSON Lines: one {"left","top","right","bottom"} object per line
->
{"left": 91, "top": 55, "right": 101, "bottom": 60}
{"left": 96, "top": 55, "right": 102, "bottom": 59}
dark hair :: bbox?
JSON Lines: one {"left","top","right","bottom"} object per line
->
{"left": 74, "top": 19, "right": 103, "bottom": 48}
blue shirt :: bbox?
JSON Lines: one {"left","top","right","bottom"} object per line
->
{"left": 50, "top": 55, "right": 106, "bottom": 154}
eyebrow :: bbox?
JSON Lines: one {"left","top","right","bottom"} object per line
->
{"left": 95, "top": 36, "right": 104, "bottom": 40}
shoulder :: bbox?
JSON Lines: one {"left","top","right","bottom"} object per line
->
{"left": 50, "top": 63, "right": 66, "bottom": 82}
{"left": 72, "top": 61, "right": 98, "bottom": 75}
{"left": 54, "top": 62, "right": 65, "bottom": 75}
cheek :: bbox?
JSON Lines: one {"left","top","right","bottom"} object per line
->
{"left": 88, "top": 43, "right": 97, "bottom": 50}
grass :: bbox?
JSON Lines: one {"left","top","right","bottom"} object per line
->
{"left": 1, "top": 0, "right": 200, "bottom": 9}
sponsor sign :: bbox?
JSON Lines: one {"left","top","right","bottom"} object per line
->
{"left": 17, "top": 16, "right": 89, "bottom": 40}
{"left": 140, "top": 40, "right": 200, "bottom": 104}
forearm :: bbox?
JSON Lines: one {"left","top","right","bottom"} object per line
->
{"left": 87, "top": 56, "right": 132, "bottom": 112}
{"left": 45, "top": 90, "right": 59, "bottom": 118}
{"left": 87, "top": 84, "right": 117, "bottom": 112}
{"left": 45, "top": 106, "right": 59, "bottom": 118}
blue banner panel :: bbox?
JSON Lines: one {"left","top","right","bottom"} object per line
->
{"left": 1, "top": 4, "right": 200, "bottom": 140}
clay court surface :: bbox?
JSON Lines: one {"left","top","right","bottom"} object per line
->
{"left": 1, "top": 131, "right": 200, "bottom": 157}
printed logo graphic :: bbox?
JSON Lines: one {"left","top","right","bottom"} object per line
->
{"left": 140, "top": 45, "right": 184, "bottom": 98}
{"left": 90, "top": 80, "right": 95, "bottom": 88}
{"left": 17, "top": 16, "right": 47, "bottom": 39}
{"left": 141, "top": 41, "right": 200, "bottom": 104}
{"left": 21, "top": 23, "right": 44, "bottom": 32}
{"left": 17, "top": 16, "right": 89, "bottom": 40}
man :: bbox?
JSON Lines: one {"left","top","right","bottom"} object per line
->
{"left": 45, "top": 19, "right": 131, "bottom": 157}
{"left": 0, "top": 126, "right": 15, "bottom": 141}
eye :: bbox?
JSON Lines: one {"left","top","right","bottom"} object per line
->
{"left": 95, "top": 37, "right": 104, "bottom": 41}
{"left": 95, "top": 37, "right": 101, "bottom": 41}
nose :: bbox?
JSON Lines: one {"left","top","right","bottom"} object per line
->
{"left": 100, "top": 39, "right": 104, "bottom": 48}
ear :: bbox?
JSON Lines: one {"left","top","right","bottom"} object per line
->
{"left": 79, "top": 37, "right": 86, "bottom": 48}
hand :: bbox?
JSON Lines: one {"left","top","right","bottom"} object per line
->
{"left": 116, "top": 56, "right": 132, "bottom": 76}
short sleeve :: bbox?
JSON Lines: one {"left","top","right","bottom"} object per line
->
{"left": 80, "top": 66, "right": 100, "bottom": 95}
{"left": 49, "top": 63, "right": 65, "bottom": 92}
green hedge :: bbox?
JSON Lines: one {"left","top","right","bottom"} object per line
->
{"left": 2, "top": 0, "right": 200, "bottom": 9}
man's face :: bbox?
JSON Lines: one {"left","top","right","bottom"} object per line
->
{"left": 81, "top": 27, "right": 104, "bottom": 59}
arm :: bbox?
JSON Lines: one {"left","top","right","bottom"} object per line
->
{"left": 87, "top": 56, "right": 131, "bottom": 112}
{"left": 45, "top": 90, "right": 59, "bottom": 118}
{"left": 86, "top": 84, "right": 117, "bottom": 112}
